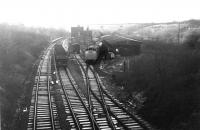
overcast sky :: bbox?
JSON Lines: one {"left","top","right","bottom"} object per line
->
{"left": 0, "top": 0, "right": 199, "bottom": 29}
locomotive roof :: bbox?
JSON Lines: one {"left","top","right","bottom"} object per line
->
{"left": 87, "top": 44, "right": 99, "bottom": 49}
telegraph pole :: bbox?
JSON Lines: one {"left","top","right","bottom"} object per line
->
{"left": 123, "top": 57, "right": 126, "bottom": 72}
{"left": 178, "top": 22, "right": 181, "bottom": 44}
{"left": 0, "top": 104, "right": 1, "bottom": 130}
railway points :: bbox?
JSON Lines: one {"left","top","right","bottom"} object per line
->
{"left": 26, "top": 36, "right": 151, "bottom": 130}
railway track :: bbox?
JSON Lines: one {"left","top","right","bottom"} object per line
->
{"left": 54, "top": 60, "right": 120, "bottom": 129}
{"left": 57, "top": 67, "right": 119, "bottom": 129}
{"left": 26, "top": 38, "right": 151, "bottom": 130}
{"left": 75, "top": 54, "right": 151, "bottom": 130}
{"left": 51, "top": 47, "right": 98, "bottom": 130}
{"left": 58, "top": 67, "right": 99, "bottom": 129}
{"left": 27, "top": 45, "right": 61, "bottom": 130}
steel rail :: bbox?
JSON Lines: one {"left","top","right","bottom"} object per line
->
{"left": 47, "top": 55, "right": 55, "bottom": 130}
{"left": 102, "top": 87, "right": 150, "bottom": 130}
{"left": 75, "top": 55, "right": 117, "bottom": 130}
{"left": 85, "top": 67, "right": 92, "bottom": 115}
{"left": 90, "top": 67, "right": 117, "bottom": 130}
{"left": 31, "top": 38, "right": 64, "bottom": 130}
{"left": 57, "top": 67, "right": 81, "bottom": 130}
{"left": 64, "top": 68, "right": 100, "bottom": 130}
{"left": 90, "top": 66, "right": 151, "bottom": 130}
{"left": 76, "top": 54, "right": 151, "bottom": 130}
{"left": 52, "top": 45, "right": 99, "bottom": 129}
{"left": 89, "top": 67, "right": 129, "bottom": 129}
{"left": 33, "top": 51, "right": 47, "bottom": 130}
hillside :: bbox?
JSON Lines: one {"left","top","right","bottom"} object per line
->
{"left": 99, "top": 20, "right": 200, "bottom": 129}
{"left": 118, "top": 19, "right": 200, "bottom": 44}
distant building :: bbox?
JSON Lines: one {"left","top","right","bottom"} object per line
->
{"left": 71, "top": 26, "right": 93, "bottom": 52}
{"left": 83, "top": 28, "right": 92, "bottom": 45}
{"left": 71, "top": 26, "right": 84, "bottom": 44}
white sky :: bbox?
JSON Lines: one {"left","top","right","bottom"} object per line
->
{"left": 0, "top": 0, "right": 199, "bottom": 29}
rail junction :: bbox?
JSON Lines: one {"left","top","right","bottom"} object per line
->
{"left": 26, "top": 38, "right": 151, "bottom": 130}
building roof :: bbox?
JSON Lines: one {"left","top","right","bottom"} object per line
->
{"left": 101, "top": 34, "right": 142, "bottom": 45}
{"left": 100, "top": 34, "right": 142, "bottom": 56}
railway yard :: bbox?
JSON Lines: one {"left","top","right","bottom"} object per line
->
{"left": 23, "top": 38, "right": 151, "bottom": 130}
{"left": 2, "top": 1, "right": 200, "bottom": 129}
{"left": 1, "top": 18, "right": 199, "bottom": 130}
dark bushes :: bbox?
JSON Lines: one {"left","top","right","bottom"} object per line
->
{"left": 113, "top": 41, "right": 200, "bottom": 129}
{"left": 0, "top": 24, "right": 66, "bottom": 130}
{"left": 183, "top": 30, "right": 200, "bottom": 49}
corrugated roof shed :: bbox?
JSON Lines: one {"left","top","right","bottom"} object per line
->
{"left": 101, "top": 34, "right": 142, "bottom": 56}
{"left": 101, "top": 34, "right": 142, "bottom": 45}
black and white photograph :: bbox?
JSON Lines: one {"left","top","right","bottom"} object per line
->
{"left": 0, "top": 0, "right": 200, "bottom": 129}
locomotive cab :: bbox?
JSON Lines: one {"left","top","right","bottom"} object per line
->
{"left": 85, "top": 47, "right": 98, "bottom": 60}
{"left": 85, "top": 45, "right": 99, "bottom": 65}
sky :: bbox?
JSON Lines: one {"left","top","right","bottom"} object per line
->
{"left": 0, "top": 0, "right": 199, "bottom": 29}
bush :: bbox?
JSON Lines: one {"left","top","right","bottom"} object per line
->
{"left": 113, "top": 42, "right": 200, "bottom": 129}
{"left": 0, "top": 24, "right": 66, "bottom": 130}
{"left": 183, "top": 30, "right": 200, "bottom": 49}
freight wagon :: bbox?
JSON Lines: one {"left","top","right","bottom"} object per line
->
{"left": 54, "top": 44, "right": 68, "bottom": 66}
